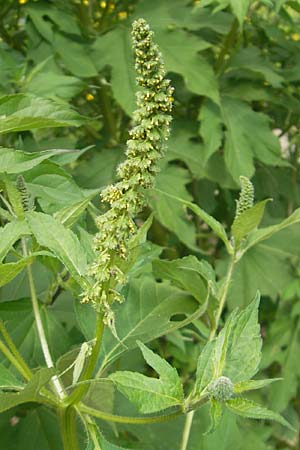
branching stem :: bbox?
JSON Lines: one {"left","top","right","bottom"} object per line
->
{"left": 79, "top": 403, "right": 182, "bottom": 425}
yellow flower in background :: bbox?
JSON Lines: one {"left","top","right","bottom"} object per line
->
{"left": 100, "top": 1, "right": 107, "bottom": 8}
{"left": 118, "top": 11, "right": 128, "bottom": 20}
{"left": 291, "top": 33, "right": 300, "bottom": 42}
{"left": 109, "top": 3, "right": 115, "bottom": 12}
{"left": 83, "top": 0, "right": 89, "bottom": 5}
{"left": 19, "top": 0, "right": 28, "bottom": 4}
{"left": 85, "top": 93, "right": 95, "bottom": 101}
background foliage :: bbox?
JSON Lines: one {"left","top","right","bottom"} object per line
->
{"left": 1, "top": 0, "right": 300, "bottom": 449}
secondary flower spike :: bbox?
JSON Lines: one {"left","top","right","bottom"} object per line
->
{"left": 82, "top": 18, "right": 174, "bottom": 307}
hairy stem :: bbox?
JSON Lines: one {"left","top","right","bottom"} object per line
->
{"left": 209, "top": 255, "right": 235, "bottom": 340}
{"left": 22, "top": 238, "right": 66, "bottom": 400}
{"left": 79, "top": 403, "right": 182, "bottom": 424}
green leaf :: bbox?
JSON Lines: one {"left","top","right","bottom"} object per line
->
{"left": 233, "top": 378, "right": 282, "bottom": 394}
{"left": 0, "top": 94, "right": 84, "bottom": 134}
{"left": 150, "top": 166, "right": 197, "bottom": 250}
{"left": 25, "top": 72, "right": 85, "bottom": 101}
{"left": 0, "top": 257, "right": 34, "bottom": 288}
{"left": 153, "top": 255, "right": 216, "bottom": 303}
{"left": 243, "top": 208, "right": 300, "bottom": 254}
{"left": 53, "top": 191, "right": 99, "bottom": 227}
{"left": 27, "top": 173, "right": 85, "bottom": 214}
{"left": 53, "top": 34, "right": 97, "bottom": 78}
{"left": 0, "top": 407, "right": 63, "bottom": 450}
{"left": 0, "top": 368, "right": 54, "bottom": 413}
{"left": 226, "top": 398, "right": 294, "bottom": 430}
{"left": 224, "top": 294, "right": 262, "bottom": 382}
{"left": 0, "top": 299, "right": 72, "bottom": 367}
{"left": 26, "top": 211, "right": 87, "bottom": 285}
{"left": 155, "top": 29, "right": 219, "bottom": 104}
{"left": 153, "top": 187, "right": 233, "bottom": 254}
{"left": 221, "top": 96, "right": 283, "bottom": 183}
{"left": 229, "top": 47, "right": 284, "bottom": 87}
{"left": 230, "top": 0, "right": 251, "bottom": 24}
{"left": 0, "top": 148, "right": 76, "bottom": 174}
{"left": 0, "top": 363, "right": 23, "bottom": 389}
{"left": 76, "top": 277, "right": 201, "bottom": 372}
{"left": 0, "top": 220, "right": 30, "bottom": 263}
{"left": 232, "top": 200, "right": 271, "bottom": 248}
{"left": 109, "top": 342, "right": 184, "bottom": 413}
{"left": 92, "top": 27, "right": 136, "bottom": 115}
{"left": 195, "top": 340, "right": 217, "bottom": 395}
{"left": 199, "top": 100, "right": 223, "bottom": 164}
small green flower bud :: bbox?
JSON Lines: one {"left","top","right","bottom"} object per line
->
{"left": 235, "top": 176, "right": 254, "bottom": 218}
{"left": 208, "top": 376, "right": 234, "bottom": 402}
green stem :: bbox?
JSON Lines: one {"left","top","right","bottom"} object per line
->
{"left": 209, "top": 255, "right": 235, "bottom": 340}
{"left": 99, "top": 84, "right": 118, "bottom": 146}
{"left": 22, "top": 238, "right": 66, "bottom": 400}
{"left": 180, "top": 255, "right": 236, "bottom": 450}
{"left": 215, "top": 18, "right": 239, "bottom": 75}
{"left": 59, "top": 407, "right": 80, "bottom": 450}
{"left": 79, "top": 403, "right": 182, "bottom": 425}
{"left": 66, "top": 311, "right": 104, "bottom": 405}
{"left": 180, "top": 411, "right": 194, "bottom": 450}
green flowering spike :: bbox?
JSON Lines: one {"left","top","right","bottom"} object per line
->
{"left": 208, "top": 376, "right": 234, "bottom": 402}
{"left": 82, "top": 19, "right": 174, "bottom": 306}
{"left": 235, "top": 176, "right": 254, "bottom": 219}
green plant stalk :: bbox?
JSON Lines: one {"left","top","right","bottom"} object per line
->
{"left": 0, "top": 320, "right": 32, "bottom": 380}
{"left": 21, "top": 238, "right": 66, "bottom": 401}
{"left": 215, "top": 18, "right": 239, "bottom": 75}
{"left": 209, "top": 255, "right": 235, "bottom": 340}
{"left": 59, "top": 406, "right": 80, "bottom": 450}
{"left": 79, "top": 403, "right": 182, "bottom": 424}
{"left": 180, "top": 254, "right": 236, "bottom": 450}
{"left": 180, "top": 410, "right": 195, "bottom": 450}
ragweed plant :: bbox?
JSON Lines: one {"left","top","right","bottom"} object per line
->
{"left": 1, "top": 7, "right": 300, "bottom": 450}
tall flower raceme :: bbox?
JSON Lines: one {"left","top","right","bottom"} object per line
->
{"left": 82, "top": 19, "right": 174, "bottom": 324}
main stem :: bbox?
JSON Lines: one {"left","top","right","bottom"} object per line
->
{"left": 59, "top": 406, "right": 80, "bottom": 450}
{"left": 180, "top": 255, "right": 236, "bottom": 450}
{"left": 21, "top": 238, "right": 66, "bottom": 400}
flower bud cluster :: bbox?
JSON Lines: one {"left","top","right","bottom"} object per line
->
{"left": 82, "top": 19, "right": 174, "bottom": 306}
{"left": 208, "top": 376, "right": 234, "bottom": 402}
